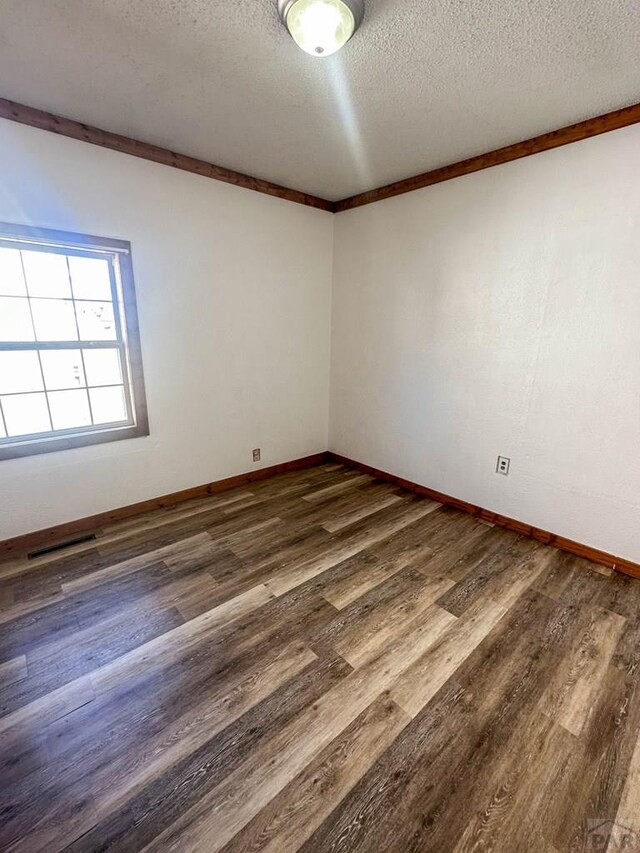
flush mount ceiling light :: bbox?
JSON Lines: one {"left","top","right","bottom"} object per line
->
{"left": 278, "top": 0, "right": 364, "bottom": 57}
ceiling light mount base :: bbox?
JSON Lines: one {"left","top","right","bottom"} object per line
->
{"left": 278, "top": 0, "right": 364, "bottom": 57}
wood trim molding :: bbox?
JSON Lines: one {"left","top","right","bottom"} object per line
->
{"left": 334, "top": 102, "right": 640, "bottom": 212}
{"left": 2, "top": 449, "right": 637, "bottom": 580}
{"left": 327, "top": 452, "right": 640, "bottom": 580}
{"left": 3, "top": 96, "right": 640, "bottom": 214}
{"left": 0, "top": 97, "right": 334, "bottom": 212}
{"left": 0, "top": 452, "right": 330, "bottom": 559}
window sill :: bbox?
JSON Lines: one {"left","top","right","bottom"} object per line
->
{"left": 0, "top": 422, "right": 149, "bottom": 460}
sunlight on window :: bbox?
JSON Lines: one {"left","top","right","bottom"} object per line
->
{"left": 22, "top": 250, "right": 72, "bottom": 298}
{"left": 0, "top": 248, "right": 27, "bottom": 296}
{"left": 75, "top": 301, "right": 117, "bottom": 340}
{"left": 89, "top": 385, "right": 128, "bottom": 424}
{"left": 0, "top": 297, "right": 35, "bottom": 341}
{"left": 40, "top": 350, "right": 85, "bottom": 390}
{"left": 0, "top": 232, "right": 140, "bottom": 452}
{"left": 68, "top": 255, "right": 112, "bottom": 301}
{"left": 31, "top": 298, "right": 79, "bottom": 341}
{"left": 83, "top": 348, "right": 122, "bottom": 386}
{"left": 2, "top": 392, "right": 51, "bottom": 436}
{"left": 48, "top": 389, "right": 92, "bottom": 430}
{"left": 0, "top": 351, "right": 43, "bottom": 394}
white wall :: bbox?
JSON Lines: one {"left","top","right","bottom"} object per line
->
{"left": 0, "top": 119, "right": 333, "bottom": 539}
{"left": 2, "top": 118, "right": 639, "bottom": 562}
{"left": 330, "top": 125, "right": 640, "bottom": 562}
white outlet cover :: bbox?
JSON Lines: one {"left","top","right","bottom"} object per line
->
{"left": 496, "top": 456, "right": 510, "bottom": 475}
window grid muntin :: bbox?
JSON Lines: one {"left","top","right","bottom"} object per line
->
{"left": 0, "top": 395, "right": 8, "bottom": 437}
{"left": 0, "top": 239, "right": 135, "bottom": 446}
{"left": 0, "top": 381, "right": 125, "bottom": 398}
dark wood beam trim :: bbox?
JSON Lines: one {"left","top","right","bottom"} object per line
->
{"left": 3, "top": 97, "right": 640, "bottom": 215}
{"left": 0, "top": 97, "right": 334, "bottom": 212}
{"left": 335, "top": 102, "right": 640, "bottom": 212}
{"left": 0, "top": 452, "right": 330, "bottom": 559}
{"left": 327, "top": 452, "right": 640, "bottom": 580}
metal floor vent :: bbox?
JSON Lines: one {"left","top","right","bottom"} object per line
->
{"left": 28, "top": 533, "right": 97, "bottom": 559}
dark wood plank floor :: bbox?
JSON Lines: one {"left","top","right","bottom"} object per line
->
{"left": 1, "top": 462, "right": 640, "bottom": 852}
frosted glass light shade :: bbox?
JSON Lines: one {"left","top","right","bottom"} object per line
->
{"left": 282, "top": 0, "right": 361, "bottom": 57}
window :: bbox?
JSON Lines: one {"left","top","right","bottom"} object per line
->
{"left": 0, "top": 223, "right": 148, "bottom": 460}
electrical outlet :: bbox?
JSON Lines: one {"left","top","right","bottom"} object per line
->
{"left": 496, "top": 455, "right": 510, "bottom": 475}
{"left": 252, "top": 448, "right": 261, "bottom": 462}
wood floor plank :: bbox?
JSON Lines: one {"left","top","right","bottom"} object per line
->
{"left": 300, "top": 588, "right": 582, "bottom": 853}
{"left": 143, "top": 602, "right": 456, "bottom": 853}
{"left": 453, "top": 711, "right": 572, "bottom": 852}
{"left": 91, "top": 583, "right": 275, "bottom": 697}
{"left": 1, "top": 643, "right": 319, "bottom": 853}
{"left": 436, "top": 535, "right": 551, "bottom": 615}
{"left": 264, "top": 498, "right": 441, "bottom": 597}
{"left": 22, "top": 600, "right": 336, "bottom": 818}
{"left": 64, "top": 652, "right": 352, "bottom": 853}
{"left": 0, "top": 588, "right": 67, "bottom": 630}
{"left": 312, "top": 566, "right": 440, "bottom": 647}
{"left": 0, "top": 675, "right": 96, "bottom": 752}
{"left": 100, "top": 490, "right": 255, "bottom": 537}
{"left": 0, "top": 583, "right": 274, "bottom": 747}
{"left": 538, "top": 605, "right": 627, "bottom": 736}
{"left": 527, "top": 665, "right": 640, "bottom": 851}
{"left": 613, "top": 615, "right": 640, "bottom": 680}
{"left": 610, "top": 722, "right": 640, "bottom": 846}
{"left": 2, "top": 604, "right": 184, "bottom": 717}
{"left": 0, "top": 548, "right": 109, "bottom": 607}
{"left": 329, "top": 573, "right": 455, "bottom": 668}
{"left": 301, "top": 473, "right": 372, "bottom": 502}
{"left": 390, "top": 595, "right": 507, "bottom": 717}
{"left": 319, "top": 550, "right": 410, "bottom": 609}
{"left": 63, "top": 532, "right": 216, "bottom": 594}
{"left": 220, "top": 695, "right": 410, "bottom": 853}
{"left": 1, "top": 461, "right": 639, "bottom": 853}
{"left": 0, "top": 654, "right": 27, "bottom": 687}
{"left": 321, "top": 491, "right": 404, "bottom": 533}
{"left": 298, "top": 683, "right": 473, "bottom": 853}
{"left": 419, "top": 522, "right": 507, "bottom": 583}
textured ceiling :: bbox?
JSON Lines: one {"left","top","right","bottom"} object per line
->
{"left": 0, "top": 0, "right": 639, "bottom": 200}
